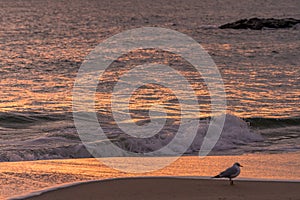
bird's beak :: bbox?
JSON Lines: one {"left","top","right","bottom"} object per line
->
{"left": 240, "top": 165, "right": 243, "bottom": 167}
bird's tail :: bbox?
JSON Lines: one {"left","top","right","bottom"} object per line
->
{"left": 212, "top": 175, "right": 221, "bottom": 178}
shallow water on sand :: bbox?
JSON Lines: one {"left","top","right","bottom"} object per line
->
{"left": 2, "top": 153, "right": 300, "bottom": 199}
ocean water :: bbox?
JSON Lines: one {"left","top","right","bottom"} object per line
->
{"left": 1, "top": 0, "right": 300, "bottom": 161}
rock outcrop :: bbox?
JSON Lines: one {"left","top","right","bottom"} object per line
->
{"left": 219, "top": 18, "right": 300, "bottom": 30}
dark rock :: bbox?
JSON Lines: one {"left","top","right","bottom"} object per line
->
{"left": 219, "top": 18, "right": 300, "bottom": 30}
{"left": 292, "top": 23, "right": 300, "bottom": 30}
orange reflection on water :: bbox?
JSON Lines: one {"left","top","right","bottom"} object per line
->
{"left": 0, "top": 75, "right": 73, "bottom": 112}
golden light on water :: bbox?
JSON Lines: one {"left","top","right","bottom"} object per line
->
{"left": 1, "top": 0, "right": 300, "bottom": 199}
{"left": 0, "top": 75, "right": 73, "bottom": 112}
{"left": 1, "top": 43, "right": 299, "bottom": 119}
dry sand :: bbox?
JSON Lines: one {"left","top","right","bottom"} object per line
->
{"left": 21, "top": 177, "right": 300, "bottom": 200}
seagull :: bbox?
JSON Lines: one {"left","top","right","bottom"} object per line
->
{"left": 212, "top": 162, "right": 243, "bottom": 185}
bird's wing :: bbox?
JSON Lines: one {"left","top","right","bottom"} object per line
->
{"left": 219, "top": 166, "right": 238, "bottom": 177}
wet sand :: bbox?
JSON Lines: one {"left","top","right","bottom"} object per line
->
{"left": 19, "top": 177, "right": 300, "bottom": 200}
{"left": 4, "top": 152, "right": 300, "bottom": 199}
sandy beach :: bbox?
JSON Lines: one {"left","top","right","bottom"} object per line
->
{"left": 4, "top": 152, "right": 300, "bottom": 199}
{"left": 18, "top": 177, "right": 300, "bottom": 200}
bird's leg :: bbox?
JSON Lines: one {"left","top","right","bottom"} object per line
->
{"left": 230, "top": 178, "right": 234, "bottom": 185}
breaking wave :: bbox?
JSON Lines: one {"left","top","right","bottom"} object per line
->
{"left": 0, "top": 113, "right": 270, "bottom": 161}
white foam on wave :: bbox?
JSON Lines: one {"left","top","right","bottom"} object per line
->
{"left": 0, "top": 114, "right": 264, "bottom": 161}
{"left": 117, "top": 114, "right": 263, "bottom": 154}
{"left": 112, "top": 114, "right": 263, "bottom": 155}
{"left": 1, "top": 142, "right": 90, "bottom": 162}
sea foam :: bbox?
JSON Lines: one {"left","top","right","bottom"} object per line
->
{"left": 0, "top": 114, "right": 263, "bottom": 161}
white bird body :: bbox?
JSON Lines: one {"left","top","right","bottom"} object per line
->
{"left": 213, "top": 162, "right": 243, "bottom": 185}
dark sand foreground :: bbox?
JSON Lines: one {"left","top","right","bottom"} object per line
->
{"left": 21, "top": 177, "right": 300, "bottom": 200}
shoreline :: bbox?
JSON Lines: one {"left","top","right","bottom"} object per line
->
{"left": 12, "top": 177, "right": 300, "bottom": 200}
{"left": 2, "top": 152, "right": 300, "bottom": 199}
